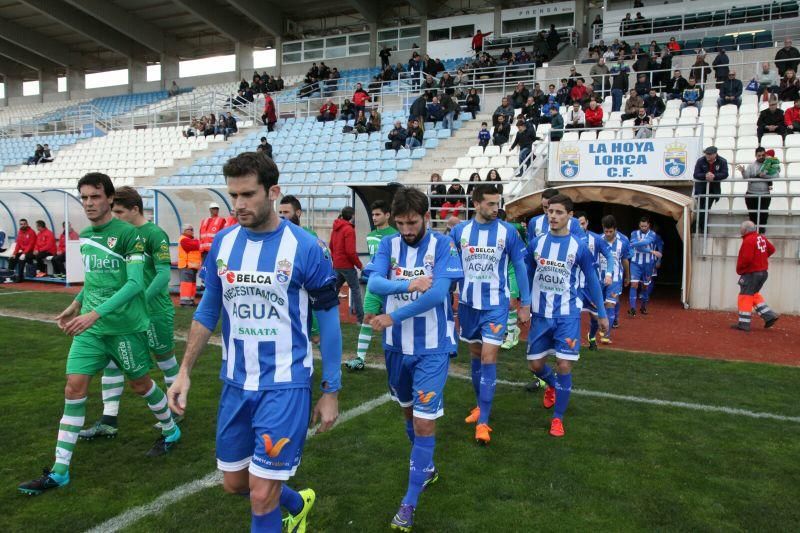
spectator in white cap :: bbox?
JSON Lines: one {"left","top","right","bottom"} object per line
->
{"left": 199, "top": 201, "right": 226, "bottom": 260}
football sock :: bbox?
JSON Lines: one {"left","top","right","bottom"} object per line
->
{"left": 588, "top": 317, "right": 599, "bottom": 341}
{"left": 101, "top": 360, "right": 124, "bottom": 421}
{"left": 470, "top": 358, "right": 481, "bottom": 400}
{"left": 615, "top": 300, "right": 621, "bottom": 321}
{"left": 605, "top": 306, "right": 616, "bottom": 338}
{"left": 640, "top": 283, "right": 650, "bottom": 305}
{"left": 142, "top": 381, "right": 177, "bottom": 437}
{"left": 355, "top": 322, "right": 372, "bottom": 361}
{"left": 647, "top": 280, "right": 655, "bottom": 298}
{"left": 478, "top": 363, "right": 496, "bottom": 425}
{"left": 251, "top": 507, "right": 281, "bottom": 532}
{"left": 280, "top": 484, "right": 304, "bottom": 515}
{"left": 52, "top": 396, "right": 86, "bottom": 475}
{"left": 402, "top": 435, "right": 435, "bottom": 507}
{"left": 507, "top": 309, "right": 518, "bottom": 335}
{"left": 535, "top": 364, "right": 557, "bottom": 388}
{"left": 155, "top": 351, "right": 180, "bottom": 386}
{"left": 628, "top": 285, "right": 638, "bottom": 309}
{"left": 405, "top": 418, "right": 415, "bottom": 444}
{"left": 553, "top": 373, "right": 573, "bottom": 420}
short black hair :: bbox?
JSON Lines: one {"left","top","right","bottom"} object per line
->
{"left": 36, "top": 220, "right": 46, "bottom": 228}
{"left": 755, "top": 146, "right": 766, "bottom": 154}
{"left": 19, "top": 218, "right": 27, "bottom": 223}
{"left": 542, "top": 188, "right": 560, "bottom": 200}
{"left": 370, "top": 199, "right": 390, "bottom": 213}
{"left": 113, "top": 186, "right": 144, "bottom": 213}
{"left": 223, "top": 151, "right": 279, "bottom": 191}
{"left": 601, "top": 215, "right": 617, "bottom": 229}
{"left": 280, "top": 194, "right": 302, "bottom": 211}
{"left": 472, "top": 183, "right": 501, "bottom": 203}
{"left": 392, "top": 187, "right": 428, "bottom": 217}
{"left": 547, "top": 194, "right": 573, "bottom": 212}
{"left": 260, "top": 137, "right": 267, "bottom": 142}
{"left": 497, "top": 208, "right": 507, "bottom": 221}
{"left": 340, "top": 206, "right": 355, "bottom": 220}
{"left": 639, "top": 215, "right": 651, "bottom": 224}
{"left": 78, "top": 172, "right": 114, "bottom": 197}
{"left": 574, "top": 210, "right": 588, "bottom": 220}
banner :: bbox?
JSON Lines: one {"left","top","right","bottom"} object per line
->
{"left": 548, "top": 137, "right": 703, "bottom": 181}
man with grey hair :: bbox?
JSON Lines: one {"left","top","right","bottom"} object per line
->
{"left": 775, "top": 38, "right": 800, "bottom": 77}
{"left": 755, "top": 62, "right": 780, "bottom": 98}
{"left": 732, "top": 220, "right": 779, "bottom": 331}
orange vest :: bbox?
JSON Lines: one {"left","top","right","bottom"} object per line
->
{"left": 225, "top": 216, "right": 238, "bottom": 227}
{"left": 178, "top": 235, "right": 202, "bottom": 269}
{"left": 199, "top": 216, "right": 226, "bottom": 252}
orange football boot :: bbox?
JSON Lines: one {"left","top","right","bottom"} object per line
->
{"left": 549, "top": 418, "right": 565, "bottom": 437}
{"left": 475, "top": 423, "right": 492, "bottom": 445}
{"left": 542, "top": 386, "right": 556, "bottom": 409}
{"left": 464, "top": 406, "right": 480, "bottom": 424}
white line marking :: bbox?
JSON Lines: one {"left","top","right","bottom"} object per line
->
{"left": 0, "top": 291, "right": 30, "bottom": 296}
{"left": 85, "top": 393, "right": 392, "bottom": 533}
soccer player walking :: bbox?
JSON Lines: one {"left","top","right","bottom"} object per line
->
{"left": 167, "top": 153, "right": 342, "bottom": 532}
{"left": 598, "top": 216, "right": 631, "bottom": 345}
{"left": 628, "top": 216, "right": 660, "bottom": 316}
{"left": 346, "top": 200, "right": 398, "bottom": 370}
{"left": 366, "top": 187, "right": 463, "bottom": 532}
{"left": 526, "top": 194, "right": 608, "bottom": 437}
{"left": 79, "top": 186, "right": 181, "bottom": 440}
{"left": 450, "top": 184, "right": 530, "bottom": 445}
{"left": 526, "top": 188, "right": 582, "bottom": 242}
{"left": 574, "top": 212, "right": 614, "bottom": 350}
{"left": 18, "top": 173, "right": 181, "bottom": 496}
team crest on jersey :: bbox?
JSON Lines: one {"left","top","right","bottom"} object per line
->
{"left": 449, "top": 242, "right": 458, "bottom": 257}
{"left": 496, "top": 238, "right": 505, "bottom": 250}
{"left": 423, "top": 254, "right": 435, "bottom": 270}
{"left": 107, "top": 236, "right": 117, "bottom": 248}
{"left": 317, "top": 240, "right": 331, "bottom": 260}
{"left": 559, "top": 145, "right": 580, "bottom": 178}
{"left": 567, "top": 253, "right": 576, "bottom": 266}
{"left": 460, "top": 237, "right": 468, "bottom": 247}
{"left": 217, "top": 259, "right": 228, "bottom": 276}
{"left": 663, "top": 141, "right": 687, "bottom": 178}
{"left": 276, "top": 259, "right": 292, "bottom": 283}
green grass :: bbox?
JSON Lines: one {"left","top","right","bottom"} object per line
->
{"left": 1, "top": 291, "right": 799, "bottom": 531}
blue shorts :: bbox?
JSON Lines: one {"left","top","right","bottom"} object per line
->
{"left": 629, "top": 262, "right": 652, "bottom": 284}
{"left": 527, "top": 316, "right": 581, "bottom": 361}
{"left": 604, "top": 281, "right": 623, "bottom": 305}
{"left": 216, "top": 383, "right": 311, "bottom": 480}
{"left": 458, "top": 304, "right": 508, "bottom": 345}
{"left": 385, "top": 351, "right": 449, "bottom": 420}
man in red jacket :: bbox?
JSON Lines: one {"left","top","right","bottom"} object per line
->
{"left": 784, "top": 98, "right": 800, "bottom": 133}
{"left": 261, "top": 93, "right": 277, "bottom": 131}
{"left": 32, "top": 220, "right": 57, "bottom": 277}
{"left": 733, "top": 220, "right": 779, "bottom": 331}
{"left": 52, "top": 222, "right": 78, "bottom": 277}
{"left": 329, "top": 206, "right": 364, "bottom": 323}
{"left": 472, "top": 29, "right": 492, "bottom": 56}
{"left": 7, "top": 218, "right": 36, "bottom": 282}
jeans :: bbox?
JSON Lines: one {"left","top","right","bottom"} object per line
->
{"left": 717, "top": 96, "right": 741, "bottom": 108}
{"left": 745, "top": 195, "right": 771, "bottom": 231}
{"left": 442, "top": 111, "right": 455, "bottom": 130}
{"left": 680, "top": 102, "right": 702, "bottom": 111}
{"left": 335, "top": 268, "right": 364, "bottom": 323}
{"left": 406, "top": 137, "right": 421, "bottom": 149}
{"left": 611, "top": 89, "right": 624, "bottom": 112}
{"left": 518, "top": 147, "right": 532, "bottom": 176}
{"left": 7, "top": 253, "right": 27, "bottom": 281}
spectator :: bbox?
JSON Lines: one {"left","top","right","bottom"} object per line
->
{"left": 439, "top": 72, "right": 455, "bottom": 96}
{"left": 510, "top": 120, "right": 536, "bottom": 175}
{"left": 317, "top": 98, "right": 338, "bottom": 122}
{"left": 775, "top": 38, "right": 800, "bottom": 77}
{"left": 239, "top": 78, "right": 249, "bottom": 92}
{"left": 693, "top": 146, "right": 729, "bottom": 232}
{"left": 755, "top": 62, "right": 781, "bottom": 99}
{"left": 656, "top": 49, "right": 673, "bottom": 88}
{"left": 484, "top": 168, "right": 504, "bottom": 197}
{"left": 712, "top": 49, "right": 730, "bottom": 89}
{"left": 39, "top": 144, "right": 54, "bottom": 164}
{"left": 732, "top": 220, "right": 779, "bottom": 331}
{"left": 353, "top": 110, "right": 368, "bottom": 134}
{"left": 261, "top": 93, "right": 277, "bottom": 131}
{"left": 633, "top": 52, "right": 654, "bottom": 74}
{"left": 681, "top": 77, "right": 704, "bottom": 110}
{"left": 556, "top": 78, "right": 571, "bottom": 105}
{"left": 408, "top": 94, "right": 427, "bottom": 123}
{"left": 421, "top": 74, "right": 438, "bottom": 100}
{"left": 379, "top": 45, "right": 392, "bottom": 69}
{"left": 757, "top": 97, "right": 786, "bottom": 141}
{"left": 610, "top": 60, "right": 630, "bottom": 112}
{"left": 221, "top": 112, "right": 237, "bottom": 140}
{"left": 585, "top": 99, "right": 604, "bottom": 128}
{"left": 784, "top": 98, "right": 800, "bottom": 134}
{"left": 666, "top": 37, "right": 681, "bottom": 53}
{"left": 522, "top": 96, "right": 540, "bottom": 124}
{"left": 256, "top": 136, "right": 273, "bottom": 158}
{"left": 429, "top": 172, "right": 447, "bottom": 213}
{"left": 478, "top": 122, "right": 491, "bottom": 149}
{"left": 26, "top": 144, "right": 44, "bottom": 165}
{"left": 736, "top": 147, "right": 775, "bottom": 231}
{"left": 621, "top": 13, "right": 632, "bottom": 36}
{"left": 549, "top": 107, "right": 564, "bottom": 141}
{"left": 329, "top": 206, "right": 364, "bottom": 324}
{"left": 622, "top": 88, "right": 644, "bottom": 120}
{"left": 7, "top": 218, "right": 36, "bottom": 282}
{"left": 633, "top": 107, "right": 653, "bottom": 138}
{"left": 517, "top": 46, "right": 533, "bottom": 63}
{"left": 492, "top": 96, "right": 515, "bottom": 126}
{"left": 340, "top": 98, "right": 355, "bottom": 120}
{"left": 590, "top": 58, "right": 610, "bottom": 97}
{"left": 441, "top": 180, "right": 466, "bottom": 219}
{"left": 328, "top": 67, "right": 341, "bottom": 94}
{"left": 510, "top": 81, "right": 530, "bottom": 108}
{"left": 648, "top": 40, "right": 660, "bottom": 55}
{"left": 565, "top": 101, "right": 586, "bottom": 129}
{"left": 717, "top": 70, "right": 743, "bottom": 108}
{"left": 32, "top": 220, "right": 56, "bottom": 278}
{"left": 567, "top": 66, "right": 582, "bottom": 88}
{"left": 643, "top": 88, "right": 665, "bottom": 117}
{"left": 466, "top": 172, "right": 482, "bottom": 202}
{"left": 51, "top": 222, "right": 78, "bottom": 278}
{"left": 168, "top": 80, "right": 179, "bottom": 97}
{"left": 472, "top": 29, "right": 493, "bottom": 56}
{"left": 440, "top": 92, "right": 459, "bottom": 130}
{"left": 465, "top": 88, "right": 480, "bottom": 119}
{"left": 352, "top": 83, "right": 371, "bottom": 115}
{"left": 366, "top": 110, "right": 382, "bottom": 135}
{"left": 530, "top": 82, "right": 546, "bottom": 105}
{"left": 493, "top": 114, "right": 511, "bottom": 145}
{"left": 199, "top": 201, "right": 226, "bottom": 261}
{"left": 178, "top": 224, "right": 201, "bottom": 307}
{"left": 570, "top": 78, "right": 588, "bottom": 104}
{"left": 426, "top": 95, "right": 445, "bottom": 125}
{"left": 690, "top": 53, "right": 712, "bottom": 86}
{"left": 634, "top": 73, "right": 651, "bottom": 97}
{"left": 547, "top": 24, "right": 561, "bottom": 56}
{"left": 385, "top": 120, "right": 407, "bottom": 151}
{"left": 405, "top": 118, "right": 424, "bottom": 149}
{"left": 779, "top": 69, "right": 800, "bottom": 102}
{"left": 591, "top": 14, "right": 603, "bottom": 34}
{"left": 665, "top": 69, "right": 688, "bottom": 100}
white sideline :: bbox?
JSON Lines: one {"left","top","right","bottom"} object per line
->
{"left": 84, "top": 393, "right": 392, "bottom": 533}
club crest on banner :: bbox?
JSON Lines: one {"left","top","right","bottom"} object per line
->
{"left": 663, "top": 141, "right": 687, "bottom": 178}
{"left": 559, "top": 145, "right": 580, "bottom": 178}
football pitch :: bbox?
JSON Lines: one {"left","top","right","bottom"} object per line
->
{"left": 1, "top": 287, "right": 799, "bottom": 532}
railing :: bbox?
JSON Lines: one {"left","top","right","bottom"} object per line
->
{"left": 484, "top": 26, "right": 578, "bottom": 52}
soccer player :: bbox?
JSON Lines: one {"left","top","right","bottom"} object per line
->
{"left": 526, "top": 187, "right": 582, "bottom": 242}
{"left": 598, "top": 215, "right": 631, "bottom": 345}
{"left": 366, "top": 187, "right": 463, "bottom": 532}
{"left": 77, "top": 186, "right": 181, "bottom": 439}
{"left": 628, "top": 216, "right": 658, "bottom": 317}
{"left": 346, "top": 200, "right": 398, "bottom": 371}
{"left": 526, "top": 194, "right": 608, "bottom": 437}
{"left": 647, "top": 224, "right": 664, "bottom": 300}
{"left": 574, "top": 211, "right": 614, "bottom": 351}
{"left": 451, "top": 184, "right": 530, "bottom": 444}
{"left": 278, "top": 194, "right": 317, "bottom": 237}
{"left": 18, "top": 173, "right": 181, "bottom": 496}
{"left": 497, "top": 209, "right": 527, "bottom": 350}
{"left": 167, "top": 152, "right": 342, "bottom": 533}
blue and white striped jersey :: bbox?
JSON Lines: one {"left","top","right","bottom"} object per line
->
{"left": 195, "top": 220, "right": 336, "bottom": 391}
{"left": 366, "top": 231, "right": 463, "bottom": 356}
{"left": 630, "top": 229, "right": 656, "bottom": 266}
{"left": 450, "top": 219, "right": 527, "bottom": 310}
{"left": 577, "top": 230, "right": 614, "bottom": 288}
{"left": 601, "top": 232, "right": 632, "bottom": 283}
{"left": 527, "top": 214, "right": 582, "bottom": 242}
{"left": 527, "top": 232, "right": 599, "bottom": 318}
{"left": 652, "top": 232, "right": 664, "bottom": 263}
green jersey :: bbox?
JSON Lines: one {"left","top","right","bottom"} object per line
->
{"left": 303, "top": 226, "right": 318, "bottom": 238}
{"left": 366, "top": 226, "right": 398, "bottom": 259}
{"left": 78, "top": 218, "right": 149, "bottom": 336}
{"left": 137, "top": 221, "right": 175, "bottom": 317}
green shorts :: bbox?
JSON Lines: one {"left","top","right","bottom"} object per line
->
{"left": 67, "top": 331, "right": 153, "bottom": 380}
{"left": 508, "top": 266, "right": 519, "bottom": 299}
{"left": 147, "top": 312, "right": 175, "bottom": 356}
{"left": 363, "top": 288, "right": 385, "bottom": 315}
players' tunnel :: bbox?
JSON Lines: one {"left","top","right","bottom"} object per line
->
{"left": 506, "top": 184, "right": 694, "bottom": 309}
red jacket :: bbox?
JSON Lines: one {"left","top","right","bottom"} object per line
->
{"left": 329, "top": 218, "right": 362, "bottom": 270}
{"left": 263, "top": 96, "right": 277, "bottom": 124}
{"left": 472, "top": 31, "right": 492, "bottom": 50}
{"left": 35, "top": 228, "right": 57, "bottom": 255}
{"left": 320, "top": 102, "right": 338, "bottom": 116}
{"left": 585, "top": 106, "right": 604, "bottom": 127}
{"left": 352, "top": 89, "right": 371, "bottom": 107}
{"left": 570, "top": 85, "right": 588, "bottom": 102}
{"left": 785, "top": 106, "right": 800, "bottom": 126}
{"left": 13, "top": 227, "right": 36, "bottom": 255}
{"left": 737, "top": 231, "right": 775, "bottom": 275}
{"left": 57, "top": 229, "right": 79, "bottom": 254}
{"left": 199, "top": 216, "right": 226, "bottom": 252}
